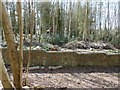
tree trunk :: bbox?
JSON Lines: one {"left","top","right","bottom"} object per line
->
{"left": 28, "top": 1, "right": 31, "bottom": 34}
{"left": 99, "top": 2, "right": 102, "bottom": 31}
{"left": 25, "top": 9, "right": 35, "bottom": 86}
{"left": 1, "top": 0, "right": 21, "bottom": 88}
{"left": 24, "top": 2, "right": 28, "bottom": 41}
{"left": 118, "top": 1, "right": 120, "bottom": 32}
{"left": 83, "top": 0, "right": 89, "bottom": 41}
{"left": 68, "top": 2, "right": 72, "bottom": 41}
{"left": 17, "top": 0, "right": 23, "bottom": 88}
{"left": 52, "top": 3, "right": 55, "bottom": 39}
{"left": 0, "top": 2, "right": 15, "bottom": 88}
{"left": 107, "top": 0, "right": 110, "bottom": 31}
{"left": 0, "top": 50, "right": 15, "bottom": 89}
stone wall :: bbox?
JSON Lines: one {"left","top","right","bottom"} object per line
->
{"left": 1, "top": 48, "right": 120, "bottom": 67}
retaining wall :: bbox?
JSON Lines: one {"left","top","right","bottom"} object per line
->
{"left": 1, "top": 48, "right": 120, "bottom": 67}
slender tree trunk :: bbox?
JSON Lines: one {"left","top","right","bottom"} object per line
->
{"left": 17, "top": 0, "right": 23, "bottom": 88}
{"left": 28, "top": 1, "right": 31, "bottom": 34}
{"left": 52, "top": 15, "right": 55, "bottom": 37}
{"left": 39, "top": 11, "right": 42, "bottom": 43}
{"left": 1, "top": 0, "right": 20, "bottom": 88}
{"left": 107, "top": 0, "right": 110, "bottom": 31}
{"left": 68, "top": 2, "right": 72, "bottom": 41}
{"left": 24, "top": 2, "right": 28, "bottom": 41}
{"left": 114, "top": 3, "right": 117, "bottom": 29}
{"left": 39, "top": 25, "right": 41, "bottom": 43}
{"left": 118, "top": 1, "right": 120, "bottom": 46}
{"left": 52, "top": 3, "right": 55, "bottom": 39}
{"left": 25, "top": 9, "right": 35, "bottom": 86}
{"left": 76, "top": 0, "right": 80, "bottom": 38}
{"left": 83, "top": 0, "right": 89, "bottom": 41}
{"left": 55, "top": 2, "right": 59, "bottom": 35}
{"left": 94, "top": 2, "right": 97, "bottom": 30}
{"left": 106, "top": 0, "right": 110, "bottom": 41}
{"left": 99, "top": 2, "right": 102, "bottom": 34}
{"left": 24, "top": 15, "right": 27, "bottom": 41}
{"left": 33, "top": 2, "right": 36, "bottom": 35}
{"left": 118, "top": 1, "right": 120, "bottom": 32}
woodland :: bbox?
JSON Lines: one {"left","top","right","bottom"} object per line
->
{"left": 0, "top": 0, "right": 120, "bottom": 89}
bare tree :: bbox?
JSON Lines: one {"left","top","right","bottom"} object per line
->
{"left": 107, "top": 0, "right": 110, "bottom": 30}
{"left": 0, "top": 1, "right": 14, "bottom": 88}
{"left": 25, "top": 9, "right": 35, "bottom": 86}
{"left": 68, "top": 1, "right": 72, "bottom": 41}
{"left": 17, "top": 0, "right": 23, "bottom": 88}
{"left": 1, "top": 0, "right": 21, "bottom": 88}
{"left": 118, "top": 1, "right": 120, "bottom": 32}
{"left": 52, "top": 2, "right": 55, "bottom": 38}
{"left": 83, "top": 0, "right": 89, "bottom": 41}
{"left": 99, "top": 2, "right": 102, "bottom": 31}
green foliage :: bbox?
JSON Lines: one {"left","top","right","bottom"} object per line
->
{"left": 42, "top": 46, "right": 52, "bottom": 51}
{"left": 48, "top": 34, "right": 68, "bottom": 46}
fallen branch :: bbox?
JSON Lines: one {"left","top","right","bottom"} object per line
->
{"left": 48, "top": 66, "right": 63, "bottom": 70}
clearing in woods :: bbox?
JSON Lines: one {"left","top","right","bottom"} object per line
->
{"left": 8, "top": 66, "right": 119, "bottom": 88}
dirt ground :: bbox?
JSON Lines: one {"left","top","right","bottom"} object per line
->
{"left": 18, "top": 66, "right": 120, "bottom": 89}
{"left": 0, "top": 66, "right": 119, "bottom": 89}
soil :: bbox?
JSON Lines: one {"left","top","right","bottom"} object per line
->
{"left": 9, "top": 66, "right": 120, "bottom": 89}
{"left": 0, "top": 66, "right": 119, "bottom": 89}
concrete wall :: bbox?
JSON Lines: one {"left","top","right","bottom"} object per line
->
{"left": 1, "top": 48, "right": 120, "bottom": 67}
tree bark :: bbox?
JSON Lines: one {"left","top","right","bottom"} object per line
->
{"left": 83, "top": 0, "right": 89, "bottom": 41}
{"left": 107, "top": 0, "right": 110, "bottom": 31}
{"left": 17, "top": 0, "right": 23, "bottom": 88}
{"left": 25, "top": 9, "right": 35, "bottom": 86}
{"left": 52, "top": 3, "right": 55, "bottom": 40}
{"left": 0, "top": 50, "right": 15, "bottom": 89}
{"left": 68, "top": 1, "right": 72, "bottom": 41}
{"left": 118, "top": 1, "right": 120, "bottom": 32}
{"left": 0, "top": 2, "right": 15, "bottom": 88}
{"left": 1, "top": 0, "right": 21, "bottom": 88}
